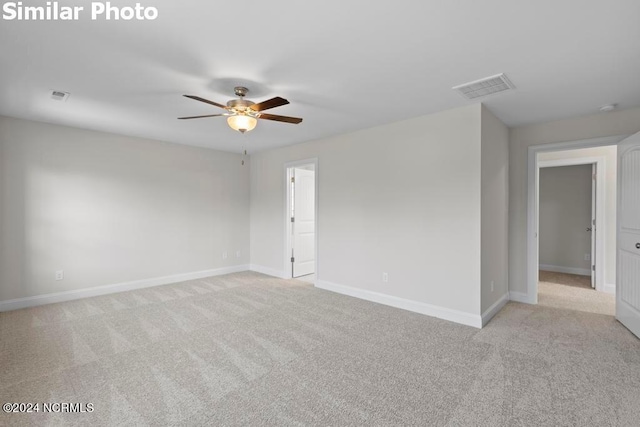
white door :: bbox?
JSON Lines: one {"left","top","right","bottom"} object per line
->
{"left": 292, "top": 168, "right": 315, "bottom": 277}
{"left": 617, "top": 131, "right": 640, "bottom": 338}
{"left": 591, "top": 163, "right": 597, "bottom": 289}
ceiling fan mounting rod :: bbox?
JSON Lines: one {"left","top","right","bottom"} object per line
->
{"left": 234, "top": 86, "right": 249, "bottom": 98}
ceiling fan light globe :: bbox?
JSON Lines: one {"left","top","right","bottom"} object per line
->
{"left": 227, "top": 115, "right": 257, "bottom": 133}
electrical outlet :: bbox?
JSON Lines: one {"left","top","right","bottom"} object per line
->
{"left": 382, "top": 272, "right": 388, "bottom": 283}
{"left": 490, "top": 281, "right": 494, "bottom": 292}
{"left": 236, "top": 250, "right": 241, "bottom": 258}
{"left": 222, "top": 251, "right": 228, "bottom": 260}
{"left": 55, "top": 270, "right": 64, "bottom": 281}
{"left": 584, "top": 254, "right": 591, "bottom": 261}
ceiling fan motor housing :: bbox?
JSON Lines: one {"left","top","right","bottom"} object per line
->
{"left": 226, "top": 99, "right": 255, "bottom": 111}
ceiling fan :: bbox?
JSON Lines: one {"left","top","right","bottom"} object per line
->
{"left": 178, "top": 86, "right": 303, "bottom": 134}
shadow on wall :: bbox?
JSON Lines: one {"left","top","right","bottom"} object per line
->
{"left": 0, "top": 118, "right": 249, "bottom": 301}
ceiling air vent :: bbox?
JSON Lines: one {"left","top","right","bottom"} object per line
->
{"left": 51, "top": 90, "right": 70, "bottom": 102}
{"left": 452, "top": 73, "right": 514, "bottom": 100}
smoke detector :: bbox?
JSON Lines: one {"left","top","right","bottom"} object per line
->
{"left": 50, "top": 90, "right": 70, "bottom": 102}
{"left": 599, "top": 104, "right": 617, "bottom": 112}
{"left": 452, "top": 73, "right": 515, "bottom": 100}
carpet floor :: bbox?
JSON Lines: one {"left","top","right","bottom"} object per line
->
{"left": 1, "top": 271, "right": 639, "bottom": 426}
{"left": 539, "top": 270, "right": 592, "bottom": 289}
{"left": 538, "top": 270, "right": 615, "bottom": 316}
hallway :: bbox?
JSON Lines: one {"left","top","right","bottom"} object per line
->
{"left": 538, "top": 270, "right": 615, "bottom": 316}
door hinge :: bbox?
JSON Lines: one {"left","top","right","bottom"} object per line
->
{"left": 291, "top": 217, "right": 295, "bottom": 223}
{"left": 592, "top": 173, "right": 597, "bottom": 180}
{"left": 291, "top": 177, "right": 295, "bottom": 183}
{"left": 291, "top": 257, "right": 295, "bottom": 263}
{"left": 592, "top": 265, "right": 596, "bottom": 271}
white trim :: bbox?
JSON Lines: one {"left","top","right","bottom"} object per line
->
{"left": 525, "top": 135, "right": 628, "bottom": 304}
{"left": 249, "top": 264, "right": 288, "bottom": 279}
{"left": 0, "top": 264, "right": 250, "bottom": 312}
{"left": 316, "top": 280, "right": 482, "bottom": 328}
{"left": 509, "top": 291, "right": 533, "bottom": 304}
{"left": 539, "top": 264, "right": 591, "bottom": 277}
{"left": 604, "top": 283, "right": 616, "bottom": 295}
{"left": 284, "top": 158, "right": 319, "bottom": 282}
{"left": 538, "top": 157, "right": 606, "bottom": 168}
{"left": 482, "top": 293, "right": 509, "bottom": 326}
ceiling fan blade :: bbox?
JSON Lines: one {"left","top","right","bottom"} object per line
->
{"left": 178, "top": 114, "right": 224, "bottom": 120}
{"left": 250, "top": 97, "right": 289, "bottom": 112}
{"left": 183, "top": 95, "right": 228, "bottom": 109}
{"left": 258, "top": 113, "right": 303, "bottom": 124}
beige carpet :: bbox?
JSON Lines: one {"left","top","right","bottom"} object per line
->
{"left": 539, "top": 270, "right": 592, "bottom": 289}
{"left": 296, "top": 273, "right": 316, "bottom": 284}
{"left": 1, "top": 272, "right": 639, "bottom": 426}
{"left": 539, "top": 270, "right": 615, "bottom": 316}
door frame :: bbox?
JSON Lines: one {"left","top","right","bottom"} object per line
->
{"left": 525, "top": 135, "right": 628, "bottom": 304}
{"left": 283, "top": 158, "right": 319, "bottom": 282}
{"left": 537, "top": 156, "right": 606, "bottom": 292}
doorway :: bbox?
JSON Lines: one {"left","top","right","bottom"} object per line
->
{"left": 285, "top": 159, "right": 318, "bottom": 282}
{"left": 538, "top": 162, "right": 598, "bottom": 285}
{"left": 537, "top": 159, "right": 614, "bottom": 315}
{"left": 529, "top": 141, "right": 620, "bottom": 316}
{"left": 526, "top": 131, "right": 640, "bottom": 339}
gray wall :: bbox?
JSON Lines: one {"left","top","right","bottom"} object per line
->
{"left": 0, "top": 116, "right": 250, "bottom": 301}
{"left": 539, "top": 165, "right": 592, "bottom": 273}
{"left": 250, "top": 104, "right": 484, "bottom": 316}
{"left": 508, "top": 106, "right": 640, "bottom": 297}
{"left": 1, "top": 104, "right": 509, "bottom": 324}
{"left": 480, "top": 105, "right": 509, "bottom": 313}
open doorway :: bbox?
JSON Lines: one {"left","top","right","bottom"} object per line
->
{"left": 534, "top": 148, "right": 616, "bottom": 315}
{"left": 285, "top": 159, "right": 317, "bottom": 283}
{"left": 527, "top": 132, "right": 640, "bottom": 339}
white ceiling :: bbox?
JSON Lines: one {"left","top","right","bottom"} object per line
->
{"left": 1, "top": 0, "right": 639, "bottom": 153}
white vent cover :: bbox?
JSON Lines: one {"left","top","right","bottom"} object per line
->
{"left": 51, "top": 90, "right": 70, "bottom": 102}
{"left": 452, "top": 73, "right": 514, "bottom": 100}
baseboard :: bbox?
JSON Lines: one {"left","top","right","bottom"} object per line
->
{"left": 316, "top": 280, "right": 482, "bottom": 329}
{"left": 0, "top": 264, "right": 250, "bottom": 312}
{"left": 509, "top": 291, "right": 533, "bottom": 304}
{"left": 603, "top": 283, "right": 616, "bottom": 295}
{"left": 481, "top": 293, "right": 509, "bottom": 326}
{"left": 249, "top": 264, "right": 288, "bottom": 279}
{"left": 539, "top": 264, "right": 591, "bottom": 276}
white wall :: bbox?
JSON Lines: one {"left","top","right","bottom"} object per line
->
{"left": 0, "top": 116, "right": 250, "bottom": 302}
{"left": 1, "top": 104, "right": 509, "bottom": 326}
{"left": 538, "top": 145, "right": 617, "bottom": 286}
{"left": 539, "top": 164, "right": 592, "bottom": 273}
{"left": 509, "top": 107, "right": 640, "bottom": 296}
{"left": 480, "top": 106, "right": 509, "bottom": 313}
{"left": 251, "top": 105, "right": 483, "bottom": 318}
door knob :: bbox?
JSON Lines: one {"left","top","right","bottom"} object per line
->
{"left": 636, "top": 243, "right": 640, "bottom": 249}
